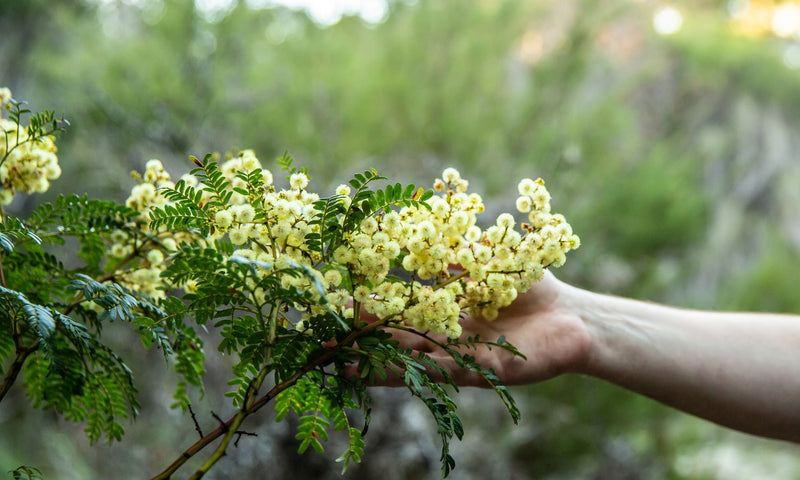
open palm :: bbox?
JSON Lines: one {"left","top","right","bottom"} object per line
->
{"left": 370, "top": 272, "right": 591, "bottom": 387}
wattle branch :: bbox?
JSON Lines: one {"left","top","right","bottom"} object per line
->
{"left": 0, "top": 342, "right": 38, "bottom": 403}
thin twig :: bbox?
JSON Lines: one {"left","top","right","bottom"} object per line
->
{"left": 210, "top": 411, "right": 226, "bottom": 429}
{"left": 233, "top": 431, "right": 257, "bottom": 448}
{"left": 188, "top": 404, "right": 204, "bottom": 439}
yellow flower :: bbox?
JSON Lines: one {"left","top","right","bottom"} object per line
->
{"left": 517, "top": 178, "right": 536, "bottom": 196}
{"left": 214, "top": 209, "right": 233, "bottom": 228}
{"left": 441, "top": 167, "right": 460, "bottom": 183}
{"left": 147, "top": 249, "right": 165, "bottom": 266}
{"left": 234, "top": 204, "right": 256, "bottom": 223}
{"left": 289, "top": 172, "right": 309, "bottom": 190}
{"left": 515, "top": 196, "right": 531, "bottom": 213}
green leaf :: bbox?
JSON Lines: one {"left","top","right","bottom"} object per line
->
{"left": 9, "top": 465, "right": 43, "bottom": 480}
{"left": 335, "top": 427, "right": 365, "bottom": 474}
{"left": 27, "top": 194, "right": 138, "bottom": 236}
{"left": 0, "top": 232, "right": 14, "bottom": 253}
{"left": 419, "top": 189, "right": 434, "bottom": 202}
{"left": 296, "top": 414, "right": 329, "bottom": 454}
{"left": 21, "top": 303, "right": 55, "bottom": 340}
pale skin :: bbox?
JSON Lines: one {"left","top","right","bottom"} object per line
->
{"left": 372, "top": 271, "right": 800, "bottom": 443}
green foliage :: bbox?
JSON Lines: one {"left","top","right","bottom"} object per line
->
{"left": 275, "top": 373, "right": 364, "bottom": 471}
{"left": 398, "top": 349, "right": 464, "bottom": 477}
{"left": 0, "top": 286, "right": 56, "bottom": 342}
{"left": 0, "top": 321, "right": 13, "bottom": 375}
{"left": 0, "top": 218, "right": 41, "bottom": 250}
{"left": 0, "top": 103, "right": 200, "bottom": 445}
{"left": 19, "top": 320, "right": 139, "bottom": 443}
{"left": 454, "top": 334, "right": 525, "bottom": 422}
{"left": 7, "top": 466, "right": 42, "bottom": 480}
{"left": 723, "top": 234, "right": 800, "bottom": 314}
{"left": 192, "top": 156, "right": 234, "bottom": 208}
{"left": 146, "top": 197, "right": 209, "bottom": 237}
{"left": 3, "top": 102, "right": 64, "bottom": 143}
{"left": 277, "top": 152, "right": 308, "bottom": 179}
{"left": 0, "top": 264, "right": 164, "bottom": 444}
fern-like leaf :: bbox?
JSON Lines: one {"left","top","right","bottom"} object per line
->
{"left": 9, "top": 465, "right": 43, "bottom": 480}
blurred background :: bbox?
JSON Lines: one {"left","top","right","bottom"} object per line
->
{"left": 2, "top": 0, "right": 800, "bottom": 478}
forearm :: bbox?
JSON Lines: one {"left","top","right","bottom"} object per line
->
{"left": 569, "top": 285, "right": 800, "bottom": 442}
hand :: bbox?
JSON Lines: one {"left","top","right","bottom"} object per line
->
{"left": 360, "top": 271, "right": 592, "bottom": 387}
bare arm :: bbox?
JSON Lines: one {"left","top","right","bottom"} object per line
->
{"left": 576, "top": 283, "right": 800, "bottom": 442}
{"left": 387, "top": 272, "right": 800, "bottom": 443}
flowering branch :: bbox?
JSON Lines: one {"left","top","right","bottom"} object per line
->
{"left": 1, "top": 87, "right": 581, "bottom": 479}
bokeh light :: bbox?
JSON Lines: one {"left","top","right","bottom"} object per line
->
{"left": 653, "top": 5, "right": 683, "bottom": 35}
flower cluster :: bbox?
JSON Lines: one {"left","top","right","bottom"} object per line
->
{"left": 107, "top": 159, "right": 197, "bottom": 298}
{"left": 0, "top": 87, "right": 61, "bottom": 205}
{"left": 108, "top": 151, "right": 272, "bottom": 298}
{"left": 349, "top": 168, "right": 580, "bottom": 336}
{"left": 113, "top": 152, "right": 579, "bottom": 339}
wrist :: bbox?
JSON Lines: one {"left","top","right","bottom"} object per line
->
{"left": 555, "top": 281, "right": 623, "bottom": 378}
{"left": 566, "top": 286, "right": 678, "bottom": 381}
{"left": 539, "top": 276, "right": 598, "bottom": 378}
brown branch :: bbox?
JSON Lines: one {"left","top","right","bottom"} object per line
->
{"left": 0, "top": 252, "right": 7, "bottom": 287}
{"left": 0, "top": 270, "right": 39, "bottom": 404}
{"left": 0, "top": 343, "right": 38, "bottom": 403}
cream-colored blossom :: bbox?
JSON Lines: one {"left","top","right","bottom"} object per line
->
{"left": 147, "top": 249, "right": 165, "bottom": 266}
{"left": 441, "top": 167, "right": 460, "bottom": 183}
{"left": 215, "top": 209, "right": 233, "bottom": 228}
{"left": 289, "top": 172, "right": 309, "bottom": 190}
